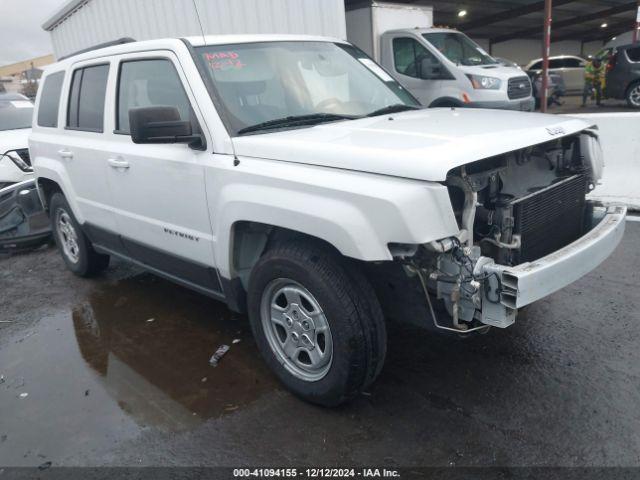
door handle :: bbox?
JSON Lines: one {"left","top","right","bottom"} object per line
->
{"left": 107, "top": 158, "right": 130, "bottom": 170}
{"left": 58, "top": 149, "right": 73, "bottom": 160}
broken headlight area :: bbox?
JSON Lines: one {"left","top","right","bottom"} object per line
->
{"left": 2, "top": 149, "right": 33, "bottom": 172}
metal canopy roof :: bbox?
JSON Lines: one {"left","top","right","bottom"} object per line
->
{"left": 344, "top": 0, "right": 639, "bottom": 44}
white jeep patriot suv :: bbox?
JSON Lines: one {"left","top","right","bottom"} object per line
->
{"left": 31, "top": 36, "right": 626, "bottom": 406}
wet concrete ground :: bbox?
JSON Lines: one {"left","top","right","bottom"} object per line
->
{"left": 1, "top": 221, "right": 639, "bottom": 468}
{"left": 548, "top": 94, "right": 633, "bottom": 114}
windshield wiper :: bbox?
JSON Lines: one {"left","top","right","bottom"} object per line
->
{"left": 237, "top": 113, "right": 358, "bottom": 135}
{"left": 366, "top": 104, "right": 421, "bottom": 117}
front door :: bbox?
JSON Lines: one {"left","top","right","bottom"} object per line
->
{"left": 388, "top": 36, "right": 443, "bottom": 106}
{"left": 105, "top": 52, "right": 221, "bottom": 295}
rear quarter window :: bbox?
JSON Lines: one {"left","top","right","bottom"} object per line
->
{"left": 627, "top": 47, "right": 640, "bottom": 63}
{"left": 37, "top": 71, "right": 65, "bottom": 128}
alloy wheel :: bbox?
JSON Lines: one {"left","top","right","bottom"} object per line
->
{"left": 629, "top": 85, "right": 640, "bottom": 107}
{"left": 260, "top": 278, "right": 333, "bottom": 382}
{"left": 57, "top": 210, "right": 80, "bottom": 264}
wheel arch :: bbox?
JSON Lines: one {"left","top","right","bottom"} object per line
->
{"left": 214, "top": 185, "right": 402, "bottom": 285}
{"left": 227, "top": 221, "right": 362, "bottom": 291}
{"left": 223, "top": 221, "right": 346, "bottom": 313}
{"left": 213, "top": 175, "right": 459, "bottom": 295}
{"left": 36, "top": 177, "right": 63, "bottom": 211}
{"left": 34, "top": 158, "right": 84, "bottom": 222}
{"left": 625, "top": 79, "right": 640, "bottom": 107}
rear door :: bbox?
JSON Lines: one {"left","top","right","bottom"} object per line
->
{"left": 559, "top": 57, "right": 586, "bottom": 93}
{"left": 53, "top": 60, "right": 120, "bottom": 250}
{"left": 605, "top": 49, "right": 627, "bottom": 98}
{"left": 104, "top": 51, "right": 221, "bottom": 295}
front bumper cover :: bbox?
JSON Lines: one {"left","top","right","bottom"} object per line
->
{"left": 483, "top": 204, "right": 627, "bottom": 310}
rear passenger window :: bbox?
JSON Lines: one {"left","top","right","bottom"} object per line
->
{"left": 37, "top": 72, "right": 65, "bottom": 128}
{"left": 627, "top": 47, "right": 640, "bottom": 63}
{"left": 67, "top": 64, "right": 109, "bottom": 132}
{"left": 116, "top": 59, "right": 192, "bottom": 134}
{"left": 562, "top": 58, "right": 582, "bottom": 68}
{"left": 548, "top": 59, "right": 564, "bottom": 69}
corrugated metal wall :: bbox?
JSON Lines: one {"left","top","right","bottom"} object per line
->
{"left": 48, "top": 0, "right": 347, "bottom": 59}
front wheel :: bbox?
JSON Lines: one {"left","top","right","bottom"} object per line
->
{"left": 626, "top": 82, "right": 640, "bottom": 109}
{"left": 247, "top": 241, "right": 386, "bottom": 406}
{"left": 50, "top": 193, "right": 110, "bottom": 277}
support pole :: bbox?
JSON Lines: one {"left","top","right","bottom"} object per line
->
{"left": 541, "top": 0, "right": 552, "bottom": 113}
{"left": 633, "top": 1, "right": 639, "bottom": 44}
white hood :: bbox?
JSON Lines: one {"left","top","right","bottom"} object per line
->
{"left": 457, "top": 63, "right": 524, "bottom": 80}
{"left": 232, "top": 109, "right": 590, "bottom": 182}
{"left": 0, "top": 128, "right": 30, "bottom": 154}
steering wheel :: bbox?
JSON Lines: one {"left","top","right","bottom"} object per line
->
{"left": 315, "top": 97, "right": 344, "bottom": 112}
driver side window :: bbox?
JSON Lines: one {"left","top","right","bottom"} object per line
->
{"left": 393, "top": 37, "right": 442, "bottom": 80}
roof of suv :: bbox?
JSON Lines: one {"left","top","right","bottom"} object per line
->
{"left": 43, "top": 34, "right": 347, "bottom": 73}
{"left": 186, "top": 34, "right": 346, "bottom": 47}
{"left": 524, "top": 55, "right": 586, "bottom": 69}
{"left": 615, "top": 43, "right": 640, "bottom": 51}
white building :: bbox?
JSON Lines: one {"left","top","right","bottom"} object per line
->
{"left": 42, "top": 0, "right": 347, "bottom": 59}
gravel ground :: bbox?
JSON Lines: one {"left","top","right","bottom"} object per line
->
{"left": 0, "top": 221, "right": 639, "bottom": 470}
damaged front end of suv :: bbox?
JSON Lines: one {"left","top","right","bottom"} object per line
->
{"left": 373, "top": 128, "right": 626, "bottom": 334}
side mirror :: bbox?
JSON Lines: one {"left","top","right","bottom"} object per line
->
{"left": 419, "top": 58, "right": 442, "bottom": 80}
{"left": 129, "top": 106, "right": 203, "bottom": 149}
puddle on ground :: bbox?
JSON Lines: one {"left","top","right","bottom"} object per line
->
{"left": 0, "top": 273, "right": 279, "bottom": 464}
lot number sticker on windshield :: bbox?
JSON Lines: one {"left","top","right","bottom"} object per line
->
{"left": 359, "top": 58, "right": 394, "bottom": 82}
{"left": 203, "top": 51, "right": 246, "bottom": 71}
{"left": 10, "top": 101, "right": 32, "bottom": 109}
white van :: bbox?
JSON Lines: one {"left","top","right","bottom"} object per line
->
{"left": 378, "top": 28, "right": 535, "bottom": 110}
{"left": 346, "top": 4, "right": 534, "bottom": 110}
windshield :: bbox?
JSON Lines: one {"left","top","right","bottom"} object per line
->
{"left": 196, "top": 41, "right": 418, "bottom": 135}
{"left": 0, "top": 100, "right": 33, "bottom": 131}
{"left": 423, "top": 32, "right": 497, "bottom": 66}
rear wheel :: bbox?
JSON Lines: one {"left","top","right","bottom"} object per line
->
{"left": 247, "top": 241, "right": 386, "bottom": 406}
{"left": 626, "top": 82, "right": 640, "bottom": 108}
{"left": 50, "top": 193, "right": 110, "bottom": 277}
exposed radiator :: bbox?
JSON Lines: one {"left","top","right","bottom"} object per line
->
{"left": 512, "top": 174, "right": 587, "bottom": 264}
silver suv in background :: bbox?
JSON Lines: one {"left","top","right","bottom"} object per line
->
{"left": 525, "top": 55, "right": 587, "bottom": 95}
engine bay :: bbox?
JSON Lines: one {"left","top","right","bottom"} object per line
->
{"left": 396, "top": 130, "right": 605, "bottom": 333}
{"left": 446, "top": 132, "right": 599, "bottom": 267}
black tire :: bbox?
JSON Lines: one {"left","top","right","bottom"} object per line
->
{"left": 247, "top": 240, "right": 386, "bottom": 406}
{"left": 49, "top": 192, "right": 110, "bottom": 277}
{"left": 625, "top": 81, "right": 640, "bottom": 109}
